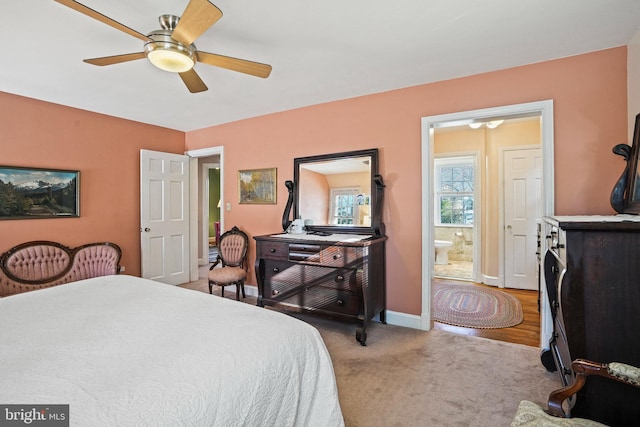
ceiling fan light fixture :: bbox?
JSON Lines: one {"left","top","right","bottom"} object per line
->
{"left": 144, "top": 30, "right": 196, "bottom": 73}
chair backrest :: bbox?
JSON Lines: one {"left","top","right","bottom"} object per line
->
{"left": 217, "top": 226, "right": 249, "bottom": 268}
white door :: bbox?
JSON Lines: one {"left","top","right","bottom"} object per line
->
{"left": 503, "top": 147, "right": 542, "bottom": 290}
{"left": 140, "top": 149, "right": 190, "bottom": 285}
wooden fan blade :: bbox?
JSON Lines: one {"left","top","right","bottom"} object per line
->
{"left": 54, "top": 0, "right": 149, "bottom": 42}
{"left": 84, "top": 52, "right": 146, "bottom": 66}
{"left": 179, "top": 69, "right": 208, "bottom": 93}
{"left": 172, "top": 0, "right": 223, "bottom": 46}
{"left": 197, "top": 52, "right": 272, "bottom": 78}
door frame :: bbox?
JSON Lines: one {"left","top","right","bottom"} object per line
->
{"left": 420, "top": 100, "right": 555, "bottom": 336}
{"left": 185, "top": 146, "right": 224, "bottom": 282}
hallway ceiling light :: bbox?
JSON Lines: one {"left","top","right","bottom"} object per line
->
{"left": 486, "top": 120, "right": 504, "bottom": 129}
{"left": 468, "top": 120, "right": 505, "bottom": 129}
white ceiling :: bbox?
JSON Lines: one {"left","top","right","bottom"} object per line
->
{"left": 3, "top": 1, "right": 640, "bottom": 132}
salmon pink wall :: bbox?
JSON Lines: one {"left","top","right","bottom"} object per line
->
{"left": 186, "top": 47, "right": 628, "bottom": 316}
{"left": 0, "top": 92, "right": 185, "bottom": 276}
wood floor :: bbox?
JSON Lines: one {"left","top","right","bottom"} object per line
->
{"left": 432, "top": 278, "right": 541, "bottom": 347}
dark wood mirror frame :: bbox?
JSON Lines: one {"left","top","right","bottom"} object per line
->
{"left": 611, "top": 113, "right": 640, "bottom": 214}
{"left": 282, "top": 148, "right": 385, "bottom": 236}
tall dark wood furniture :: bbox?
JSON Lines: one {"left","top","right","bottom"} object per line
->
{"left": 255, "top": 148, "right": 386, "bottom": 345}
{"left": 254, "top": 233, "right": 386, "bottom": 345}
{"left": 542, "top": 215, "right": 640, "bottom": 426}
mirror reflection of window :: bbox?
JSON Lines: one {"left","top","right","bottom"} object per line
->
{"left": 330, "top": 188, "right": 360, "bottom": 224}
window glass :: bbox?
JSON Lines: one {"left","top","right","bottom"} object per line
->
{"left": 435, "top": 160, "right": 474, "bottom": 225}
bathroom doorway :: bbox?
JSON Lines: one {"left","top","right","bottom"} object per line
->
{"left": 430, "top": 114, "right": 544, "bottom": 287}
{"left": 420, "top": 100, "right": 555, "bottom": 336}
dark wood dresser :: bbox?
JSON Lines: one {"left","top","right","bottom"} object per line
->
{"left": 542, "top": 215, "right": 640, "bottom": 426}
{"left": 254, "top": 233, "right": 386, "bottom": 345}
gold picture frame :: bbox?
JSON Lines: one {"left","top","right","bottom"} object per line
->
{"left": 238, "top": 168, "right": 277, "bottom": 204}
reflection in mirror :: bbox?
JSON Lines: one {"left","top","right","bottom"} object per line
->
{"left": 298, "top": 156, "right": 372, "bottom": 226}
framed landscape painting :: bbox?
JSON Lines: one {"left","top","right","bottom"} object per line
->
{"left": 0, "top": 166, "right": 80, "bottom": 220}
{"left": 238, "top": 168, "right": 277, "bottom": 204}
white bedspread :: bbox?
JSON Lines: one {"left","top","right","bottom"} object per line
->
{"left": 0, "top": 275, "right": 344, "bottom": 427}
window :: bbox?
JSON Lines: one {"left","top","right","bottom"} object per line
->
{"left": 329, "top": 188, "right": 360, "bottom": 225}
{"left": 435, "top": 158, "right": 474, "bottom": 225}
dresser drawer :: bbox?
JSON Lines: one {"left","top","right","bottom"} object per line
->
{"left": 299, "top": 288, "right": 360, "bottom": 316}
{"left": 258, "top": 241, "right": 289, "bottom": 260}
{"left": 320, "top": 246, "right": 360, "bottom": 267}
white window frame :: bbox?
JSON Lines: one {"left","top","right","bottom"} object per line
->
{"left": 434, "top": 156, "right": 475, "bottom": 226}
{"left": 329, "top": 187, "right": 360, "bottom": 225}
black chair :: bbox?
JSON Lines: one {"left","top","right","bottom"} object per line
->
{"left": 208, "top": 226, "right": 248, "bottom": 300}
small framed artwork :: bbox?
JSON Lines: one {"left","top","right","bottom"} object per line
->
{"left": 238, "top": 168, "right": 277, "bottom": 204}
{"left": 0, "top": 166, "right": 80, "bottom": 220}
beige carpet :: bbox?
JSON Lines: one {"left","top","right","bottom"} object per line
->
{"left": 292, "top": 313, "right": 560, "bottom": 427}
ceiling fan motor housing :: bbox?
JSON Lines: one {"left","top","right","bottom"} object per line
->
{"left": 144, "top": 15, "right": 197, "bottom": 73}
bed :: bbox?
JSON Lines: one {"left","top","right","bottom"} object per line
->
{"left": 0, "top": 275, "right": 344, "bottom": 426}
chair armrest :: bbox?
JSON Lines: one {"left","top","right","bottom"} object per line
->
{"left": 548, "top": 359, "right": 640, "bottom": 417}
{"left": 209, "top": 256, "right": 221, "bottom": 270}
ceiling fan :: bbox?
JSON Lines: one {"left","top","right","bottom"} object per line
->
{"left": 54, "top": 0, "right": 272, "bottom": 93}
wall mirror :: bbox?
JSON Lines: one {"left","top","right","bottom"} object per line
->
{"left": 290, "top": 148, "right": 384, "bottom": 235}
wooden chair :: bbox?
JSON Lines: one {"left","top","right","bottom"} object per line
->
{"left": 512, "top": 359, "right": 640, "bottom": 426}
{"left": 208, "top": 226, "right": 249, "bottom": 300}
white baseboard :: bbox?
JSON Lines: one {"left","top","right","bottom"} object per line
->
{"left": 383, "top": 310, "right": 423, "bottom": 329}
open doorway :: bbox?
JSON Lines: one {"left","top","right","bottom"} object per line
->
{"left": 186, "top": 146, "right": 224, "bottom": 281}
{"left": 202, "top": 162, "right": 221, "bottom": 263}
{"left": 420, "top": 100, "right": 555, "bottom": 347}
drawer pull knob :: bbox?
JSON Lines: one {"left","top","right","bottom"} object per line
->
{"left": 336, "top": 275, "right": 344, "bottom": 281}
{"left": 272, "top": 290, "right": 279, "bottom": 295}
{"left": 270, "top": 248, "right": 276, "bottom": 253}
{"left": 273, "top": 267, "right": 280, "bottom": 273}
{"left": 333, "top": 254, "right": 341, "bottom": 260}
{"left": 337, "top": 299, "right": 344, "bottom": 306}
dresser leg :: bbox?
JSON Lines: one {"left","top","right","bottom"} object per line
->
{"left": 356, "top": 327, "right": 367, "bottom": 346}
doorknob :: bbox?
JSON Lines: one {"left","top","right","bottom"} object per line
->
{"left": 140, "top": 227, "right": 150, "bottom": 232}
{"left": 506, "top": 225, "right": 512, "bottom": 230}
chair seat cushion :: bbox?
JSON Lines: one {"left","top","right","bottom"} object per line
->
{"left": 511, "top": 401, "right": 607, "bottom": 427}
{"left": 208, "top": 267, "right": 246, "bottom": 285}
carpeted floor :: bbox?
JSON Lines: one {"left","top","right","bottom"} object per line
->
{"left": 291, "top": 313, "right": 560, "bottom": 427}
{"left": 182, "top": 269, "right": 559, "bottom": 426}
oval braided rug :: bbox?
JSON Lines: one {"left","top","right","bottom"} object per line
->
{"left": 432, "top": 282, "right": 524, "bottom": 329}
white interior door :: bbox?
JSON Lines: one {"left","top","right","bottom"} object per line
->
{"left": 503, "top": 147, "right": 542, "bottom": 290}
{"left": 140, "top": 149, "right": 190, "bottom": 285}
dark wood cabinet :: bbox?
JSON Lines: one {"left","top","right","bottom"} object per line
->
{"left": 542, "top": 215, "right": 640, "bottom": 426}
{"left": 254, "top": 234, "right": 386, "bottom": 345}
